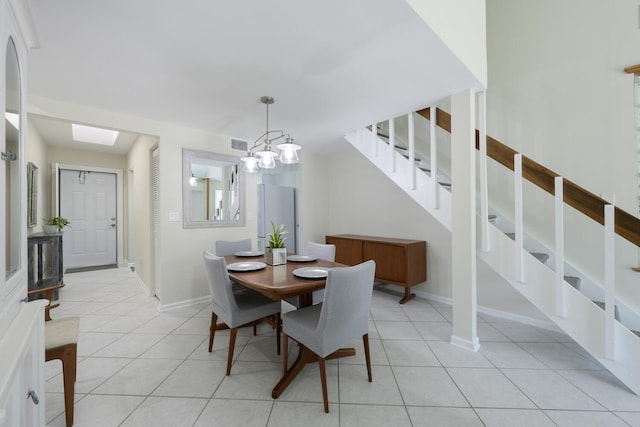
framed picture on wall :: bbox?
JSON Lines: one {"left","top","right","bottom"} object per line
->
{"left": 27, "top": 162, "right": 37, "bottom": 227}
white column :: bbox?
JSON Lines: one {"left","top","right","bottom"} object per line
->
{"left": 450, "top": 89, "right": 480, "bottom": 352}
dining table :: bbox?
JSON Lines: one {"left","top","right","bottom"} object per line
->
{"left": 223, "top": 253, "right": 356, "bottom": 399}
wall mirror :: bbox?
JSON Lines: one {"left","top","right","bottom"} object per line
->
{"left": 182, "top": 148, "right": 245, "bottom": 228}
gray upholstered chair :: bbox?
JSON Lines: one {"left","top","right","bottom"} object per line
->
{"left": 282, "top": 260, "right": 376, "bottom": 412}
{"left": 203, "top": 251, "right": 281, "bottom": 375}
{"left": 215, "top": 238, "right": 252, "bottom": 256}
{"left": 286, "top": 241, "right": 336, "bottom": 308}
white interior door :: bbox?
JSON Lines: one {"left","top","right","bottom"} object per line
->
{"left": 60, "top": 169, "right": 117, "bottom": 269}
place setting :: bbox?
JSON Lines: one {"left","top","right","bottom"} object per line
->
{"left": 226, "top": 261, "right": 267, "bottom": 272}
{"left": 292, "top": 266, "right": 330, "bottom": 278}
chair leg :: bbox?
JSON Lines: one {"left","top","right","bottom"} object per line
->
{"left": 253, "top": 321, "right": 257, "bottom": 335}
{"left": 363, "top": 333, "right": 372, "bottom": 382}
{"left": 275, "top": 312, "right": 281, "bottom": 355}
{"left": 208, "top": 312, "right": 218, "bottom": 352}
{"left": 282, "top": 333, "right": 289, "bottom": 375}
{"left": 318, "top": 357, "right": 329, "bottom": 413}
{"left": 226, "top": 327, "right": 238, "bottom": 375}
{"left": 62, "top": 344, "right": 77, "bottom": 427}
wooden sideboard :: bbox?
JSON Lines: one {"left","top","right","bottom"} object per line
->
{"left": 325, "top": 234, "right": 427, "bottom": 304}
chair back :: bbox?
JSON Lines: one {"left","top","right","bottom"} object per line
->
{"left": 315, "top": 260, "right": 375, "bottom": 356}
{"left": 307, "top": 241, "right": 336, "bottom": 262}
{"left": 203, "top": 251, "right": 236, "bottom": 323}
{"left": 215, "top": 238, "right": 252, "bottom": 256}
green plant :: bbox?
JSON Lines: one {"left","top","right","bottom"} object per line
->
{"left": 267, "top": 221, "right": 287, "bottom": 248}
{"left": 45, "top": 216, "right": 71, "bottom": 230}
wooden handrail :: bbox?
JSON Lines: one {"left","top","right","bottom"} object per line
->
{"left": 624, "top": 64, "right": 640, "bottom": 75}
{"left": 417, "top": 107, "right": 640, "bottom": 248}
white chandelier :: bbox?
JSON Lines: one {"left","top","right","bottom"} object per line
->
{"left": 240, "top": 96, "right": 301, "bottom": 173}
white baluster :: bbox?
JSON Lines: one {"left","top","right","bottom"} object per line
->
{"left": 389, "top": 119, "right": 396, "bottom": 173}
{"left": 514, "top": 154, "right": 524, "bottom": 282}
{"left": 430, "top": 105, "right": 439, "bottom": 209}
{"left": 408, "top": 113, "right": 416, "bottom": 190}
{"left": 478, "top": 93, "right": 489, "bottom": 251}
{"left": 372, "top": 123, "right": 378, "bottom": 158}
{"left": 554, "top": 176, "right": 564, "bottom": 317}
{"left": 604, "top": 203, "right": 616, "bottom": 359}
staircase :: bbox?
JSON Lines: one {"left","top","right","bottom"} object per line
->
{"left": 345, "top": 107, "right": 640, "bottom": 395}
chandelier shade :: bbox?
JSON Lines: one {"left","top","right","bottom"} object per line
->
{"left": 239, "top": 96, "right": 300, "bottom": 173}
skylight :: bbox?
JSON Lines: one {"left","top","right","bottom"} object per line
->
{"left": 72, "top": 124, "right": 119, "bottom": 146}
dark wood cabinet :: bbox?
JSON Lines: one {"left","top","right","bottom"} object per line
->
{"left": 325, "top": 234, "right": 427, "bottom": 304}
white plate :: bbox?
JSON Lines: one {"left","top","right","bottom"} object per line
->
{"left": 227, "top": 261, "right": 267, "bottom": 272}
{"left": 287, "top": 255, "right": 318, "bottom": 262}
{"left": 234, "top": 250, "right": 264, "bottom": 257}
{"left": 293, "top": 267, "right": 330, "bottom": 279}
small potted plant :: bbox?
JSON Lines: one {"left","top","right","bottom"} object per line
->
{"left": 265, "top": 220, "right": 287, "bottom": 266}
{"left": 44, "top": 216, "right": 71, "bottom": 234}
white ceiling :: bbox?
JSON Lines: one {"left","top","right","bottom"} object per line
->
{"left": 27, "top": 0, "right": 482, "bottom": 154}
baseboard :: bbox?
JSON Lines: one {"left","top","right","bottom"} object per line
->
{"left": 158, "top": 295, "right": 210, "bottom": 313}
{"left": 379, "top": 284, "right": 560, "bottom": 332}
{"left": 450, "top": 334, "right": 480, "bottom": 352}
{"left": 132, "top": 271, "right": 154, "bottom": 297}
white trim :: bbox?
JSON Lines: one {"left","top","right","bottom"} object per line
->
{"left": 52, "top": 163, "right": 125, "bottom": 267}
{"left": 158, "top": 295, "right": 210, "bottom": 313}
{"left": 133, "top": 271, "right": 153, "bottom": 296}
{"left": 382, "top": 284, "right": 561, "bottom": 332}
{"left": 450, "top": 334, "right": 480, "bottom": 352}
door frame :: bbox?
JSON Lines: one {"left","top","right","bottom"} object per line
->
{"left": 52, "top": 163, "right": 125, "bottom": 267}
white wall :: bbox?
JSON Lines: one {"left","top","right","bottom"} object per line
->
{"left": 406, "top": 0, "right": 487, "bottom": 86}
{"left": 25, "top": 118, "right": 48, "bottom": 232}
{"left": 126, "top": 134, "right": 157, "bottom": 290}
{"left": 325, "top": 143, "right": 546, "bottom": 320}
{"left": 486, "top": 0, "right": 640, "bottom": 311}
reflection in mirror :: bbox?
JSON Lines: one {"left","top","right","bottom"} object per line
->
{"left": 5, "top": 37, "right": 21, "bottom": 279}
{"left": 182, "top": 149, "right": 245, "bottom": 228}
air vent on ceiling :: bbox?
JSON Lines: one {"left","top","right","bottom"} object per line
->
{"left": 231, "top": 138, "right": 248, "bottom": 152}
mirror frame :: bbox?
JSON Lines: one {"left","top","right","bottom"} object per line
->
{"left": 182, "top": 148, "right": 245, "bottom": 228}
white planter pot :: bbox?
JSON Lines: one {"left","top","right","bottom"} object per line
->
{"left": 43, "top": 225, "right": 59, "bottom": 234}
{"left": 265, "top": 247, "right": 287, "bottom": 266}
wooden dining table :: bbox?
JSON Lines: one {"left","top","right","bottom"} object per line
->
{"left": 223, "top": 254, "right": 356, "bottom": 399}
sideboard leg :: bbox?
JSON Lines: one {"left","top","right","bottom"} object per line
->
{"left": 399, "top": 287, "right": 415, "bottom": 304}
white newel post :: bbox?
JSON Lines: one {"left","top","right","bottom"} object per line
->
{"left": 478, "top": 92, "right": 489, "bottom": 252}
{"left": 604, "top": 203, "right": 616, "bottom": 359}
{"left": 450, "top": 89, "right": 480, "bottom": 352}
{"left": 430, "top": 105, "right": 439, "bottom": 209}
{"left": 554, "top": 177, "right": 565, "bottom": 317}
{"left": 514, "top": 154, "right": 524, "bottom": 282}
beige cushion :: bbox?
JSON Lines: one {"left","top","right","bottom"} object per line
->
{"left": 45, "top": 317, "right": 80, "bottom": 350}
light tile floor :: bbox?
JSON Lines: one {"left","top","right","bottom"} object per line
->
{"left": 45, "top": 268, "right": 640, "bottom": 426}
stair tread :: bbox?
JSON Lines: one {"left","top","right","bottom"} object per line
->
{"left": 592, "top": 300, "right": 621, "bottom": 321}
{"left": 531, "top": 253, "right": 550, "bottom": 264}
{"left": 564, "top": 276, "right": 581, "bottom": 290}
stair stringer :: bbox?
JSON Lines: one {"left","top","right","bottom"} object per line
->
{"left": 344, "top": 128, "right": 640, "bottom": 395}
{"left": 478, "top": 220, "right": 640, "bottom": 395}
{"left": 344, "top": 129, "right": 452, "bottom": 231}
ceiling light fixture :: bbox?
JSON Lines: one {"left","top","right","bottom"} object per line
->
{"left": 241, "top": 96, "right": 301, "bottom": 173}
